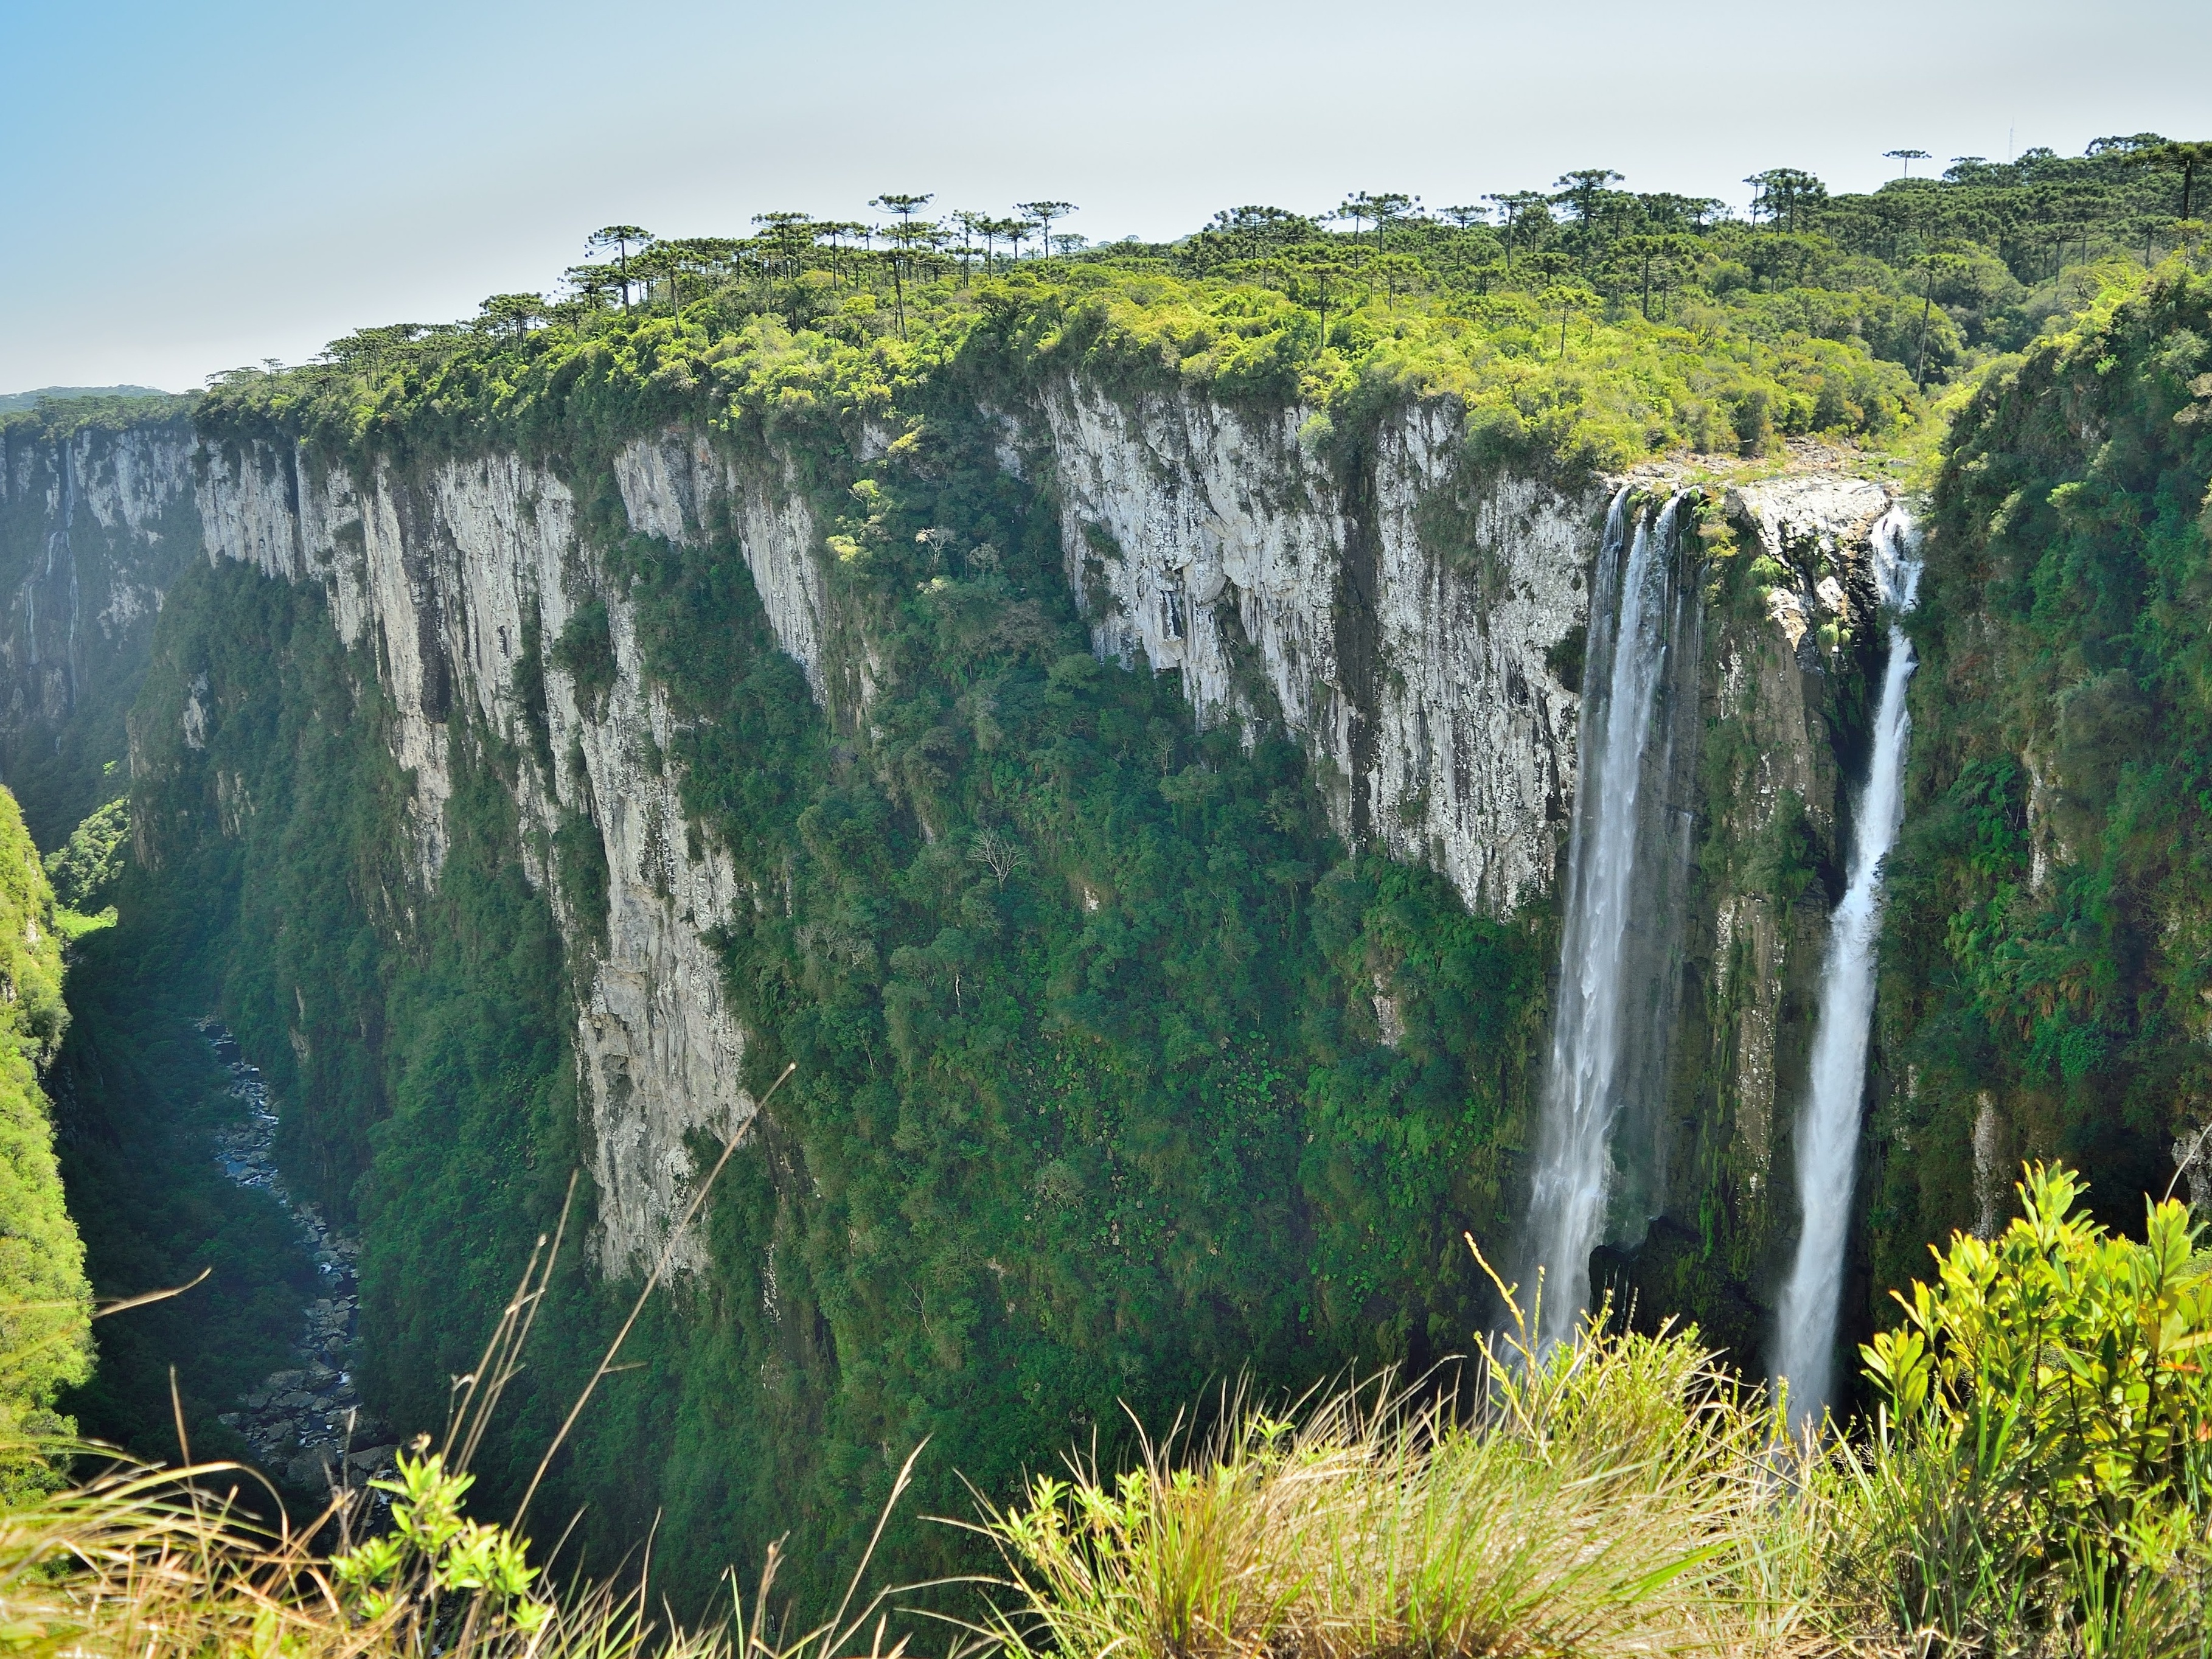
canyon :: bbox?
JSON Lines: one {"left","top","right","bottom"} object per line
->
{"left": 3, "top": 389, "right": 1897, "bottom": 1348}
{"left": 0, "top": 378, "right": 1922, "bottom": 1601}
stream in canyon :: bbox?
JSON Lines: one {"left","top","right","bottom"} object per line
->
{"left": 1773, "top": 506, "right": 1922, "bottom": 1427}
{"left": 199, "top": 1020, "right": 400, "bottom": 1492}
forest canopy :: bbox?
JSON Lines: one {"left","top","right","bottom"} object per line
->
{"left": 194, "top": 136, "right": 2206, "bottom": 481}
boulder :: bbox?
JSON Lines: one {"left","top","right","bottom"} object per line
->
{"left": 284, "top": 1445, "right": 339, "bottom": 1490}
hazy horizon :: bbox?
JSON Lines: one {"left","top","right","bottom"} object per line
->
{"left": 7, "top": 0, "right": 2208, "bottom": 394}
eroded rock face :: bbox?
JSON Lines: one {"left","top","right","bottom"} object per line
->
{"left": 1039, "top": 385, "right": 1595, "bottom": 917}
{"left": 176, "top": 400, "right": 1628, "bottom": 1256}
{"left": 196, "top": 436, "right": 787, "bottom": 1274}
{"left": 612, "top": 433, "right": 827, "bottom": 697}
{"left": 0, "top": 414, "right": 200, "bottom": 838}
{"left": 182, "top": 400, "right": 1607, "bottom": 1273}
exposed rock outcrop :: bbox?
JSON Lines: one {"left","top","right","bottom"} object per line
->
{"left": 175, "top": 397, "right": 1607, "bottom": 1269}
{"left": 1042, "top": 386, "right": 1591, "bottom": 916}
{"left": 0, "top": 410, "right": 199, "bottom": 841}
{"left": 195, "top": 439, "right": 772, "bottom": 1273}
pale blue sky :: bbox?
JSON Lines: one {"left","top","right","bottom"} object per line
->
{"left": 4, "top": 0, "right": 2207, "bottom": 392}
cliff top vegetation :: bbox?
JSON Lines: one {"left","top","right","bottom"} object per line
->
{"left": 193, "top": 136, "right": 2205, "bottom": 484}
{"left": 0, "top": 392, "right": 193, "bottom": 445}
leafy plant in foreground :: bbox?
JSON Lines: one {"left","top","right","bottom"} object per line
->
{"left": 1852, "top": 1162, "right": 2212, "bottom": 1647}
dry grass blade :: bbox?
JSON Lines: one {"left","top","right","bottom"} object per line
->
{"left": 0, "top": 1060, "right": 968, "bottom": 1659}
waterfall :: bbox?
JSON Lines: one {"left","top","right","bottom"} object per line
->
{"left": 1774, "top": 504, "right": 1922, "bottom": 1427}
{"left": 1526, "top": 490, "right": 1686, "bottom": 1346}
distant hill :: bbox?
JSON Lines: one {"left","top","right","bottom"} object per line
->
{"left": 0, "top": 386, "right": 173, "bottom": 413}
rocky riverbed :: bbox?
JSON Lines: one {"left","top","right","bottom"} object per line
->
{"left": 200, "top": 1020, "right": 402, "bottom": 1494}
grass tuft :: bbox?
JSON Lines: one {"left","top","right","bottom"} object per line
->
{"left": 976, "top": 1253, "right": 1821, "bottom": 1659}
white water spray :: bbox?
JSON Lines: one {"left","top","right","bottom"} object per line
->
{"left": 1527, "top": 490, "right": 1683, "bottom": 1346}
{"left": 1774, "top": 505, "right": 1922, "bottom": 1427}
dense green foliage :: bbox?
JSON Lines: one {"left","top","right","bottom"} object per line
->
{"left": 0, "top": 388, "right": 170, "bottom": 416}
{"left": 596, "top": 421, "right": 1549, "bottom": 1595}
{"left": 0, "top": 784, "right": 89, "bottom": 1489}
{"left": 43, "top": 795, "right": 127, "bottom": 914}
{"left": 1853, "top": 1164, "right": 2212, "bottom": 1644}
{"left": 46, "top": 913, "right": 316, "bottom": 1470}
{"left": 1879, "top": 265, "right": 2212, "bottom": 1286}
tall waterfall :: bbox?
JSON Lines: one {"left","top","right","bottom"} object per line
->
{"left": 1526, "top": 490, "right": 1688, "bottom": 1346}
{"left": 1774, "top": 505, "right": 1922, "bottom": 1427}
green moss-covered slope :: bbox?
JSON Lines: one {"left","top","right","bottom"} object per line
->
{"left": 1879, "top": 265, "right": 2212, "bottom": 1292}
{"left": 0, "top": 782, "right": 91, "bottom": 1485}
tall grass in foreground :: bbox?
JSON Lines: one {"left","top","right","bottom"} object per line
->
{"left": 0, "top": 1439, "right": 933, "bottom": 1659}
{"left": 0, "top": 1063, "right": 944, "bottom": 1659}
{"left": 977, "top": 1245, "right": 1826, "bottom": 1659}
{"left": 16, "top": 1157, "right": 2212, "bottom": 1657}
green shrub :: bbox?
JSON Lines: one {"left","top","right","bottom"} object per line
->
{"left": 1844, "top": 1163, "right": 2212, "bottom": 1647}
{"left": 549, "top": 600, "right": 617, "bottom": 712}
{"left": 41, "top": 796, "right": 127, "bottom": 913}
{"left": 0, "top": 787, "right": 91, "bottom": 1496}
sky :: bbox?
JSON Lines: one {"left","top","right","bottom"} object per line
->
{"left": 4, "top": 0, "right": 2208, "bottom": 394}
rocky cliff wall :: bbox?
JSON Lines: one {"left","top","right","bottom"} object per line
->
{"left": 193, "top": 435, "right": 787, "bottom": 1273}
{"left": 4, "top": 392, "right": 1900, "bottom": 1324}
{"left": 173, "top": 394, "right": 1610, "bottom": 1273}
{"left": 0, "top": 410, "right": 200, "bottom": 842}
{"left": 1037, "top": 386, "right": 1596, "bottom": 918}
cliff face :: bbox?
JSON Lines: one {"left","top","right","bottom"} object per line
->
{"left": 1039, "top": 385, "right": 1591, "bottom": 917}
{"left": 7, "top": 388, "right": 1899, "bottom": 1331}
{"left": 167, "top": 391, "right": 1609, "bottom": 1274}
{"left": 195, "top": 436, "right": 780, "bottom": 1272}
{"left": 151, "top": 383, "right": 1610, "bottom": 1282}
{"left": 0, "top": 410, "right": 199, "bottom": 843}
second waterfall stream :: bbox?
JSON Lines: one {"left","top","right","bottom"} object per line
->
{"left": 1774, "top": 504, "right": 1922, "bottom": 1427}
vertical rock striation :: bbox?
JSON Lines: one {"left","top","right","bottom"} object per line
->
{"left": 1041, "top": 384, "right": 1595, "bottom": 918}
{"left": 193, "top": 434, "right": 813, "bottom": 1271}
{"left": 0, "top": 409, "right": 200, "bottom": 841}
